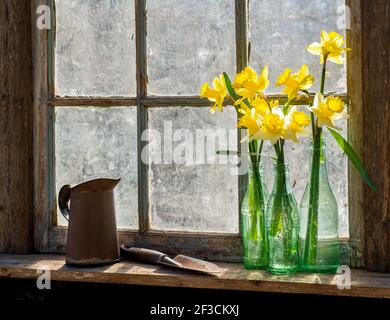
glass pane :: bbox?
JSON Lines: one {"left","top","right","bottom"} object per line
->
{"left": 55, "top": 0, "right": 136, "bottom": 96}
{"left": 262, "top": 111, "right": 348, "bottom": 237}
{"left": 147, "top": 0, "right": 236, "bottom": 96}
{"left": 148, "top": 107, "right": 239, "bottom": 233}
{"left": 249, "top": 0, "right": 347, "bottom": 93}
{"left": 55, "top": 107, "right": 138, "bottom": 228}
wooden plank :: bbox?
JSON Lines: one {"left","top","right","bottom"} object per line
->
{"left": 235, "top": 0, "right": 248, "bottom": 232}
{"left": 346, "top": 0, "right": 365, "bottom": 268}
{"left": 48, "top": 227, "right": 350, "bottom": 263}
{"left": 48, "top": 97, "right": 138, "bottom": 107}
{"left": 135, "top": 0, "right": 149, "bottom": 233}
{"left": 48, "top": 94, "right": 348, "bottom": 108}
{"left": 0, "top": 0, "right": 34, "bottom": 253}
{"left": 1, "top": 254, "right": 390, "bottom": 299}
{"left": 361, "top": 0, "right": 390, "bottom": 272}
{"left": 235, "top": 0, "right": 248, "bottom": 72}
{"left": 48, "top": 227, "right": 242, "bottom": 262}
{"left": 32, "top": 0, "right": 53, "bottom": 252}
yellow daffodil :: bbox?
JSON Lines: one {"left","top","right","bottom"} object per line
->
{"left": 251, "top": 96, "right": 279, "bottom": 116}
{"left": 276, "top": 64, "right": 315, "bottom": 100}
{"left": 237, "top": 106, "right": 261, "bottom": 136}
{"left": 307, "top": 31, "right": 350, "bottom": 64}
{"left": 284, "top": 107, "right": 311, "bottom": 143}
{"left": 200, "top": 74, "right": 227, "bottom": 113}
{"left": 235, "top": 66, "right": 270, "bottom": 102}
{"left": 232, "top": 66, "right": 257, "bottom": 89}
{"left": 310, "top": 93, "right": 349, "bottom": 129}
{"left": 251, "top": 108, "right": 285, "bottom": 145}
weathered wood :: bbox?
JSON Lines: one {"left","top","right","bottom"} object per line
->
{"left": 0, "top": 0, "right": 34, "bottom": 253}
{"left": 135, "top": 0, "right": 149, "bottom": 232}
{"left": 32, "top": 0, "right": 52, "bottom": 252}
{"left": 49, "top": 226, "right": 242, "bottom": 262}
{"left": 346, "top": 0, "right": 365, "bottom": 268}
{"left": 48, "top": 94, "right": 348, "bottom": 108}
{"left": 235, "top": 0, "right": 248, "bottom": 233}
{"left": 48, "top": 97, "right": 138, "bottom": 107}
{"left": 1, "top": 254, "right": 390, "bottom": 299}
{"left": 235, "top": 0, "right": 248, "bottom": 72}
{"left": 362, "top": 0, "right": 390, "bottom": 272}
{"left": 48, "top": 226, "right": 350, "bottom": 263}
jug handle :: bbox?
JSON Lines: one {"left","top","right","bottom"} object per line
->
{"left": 58, "top": 185, "right": 71, "bottom": 221}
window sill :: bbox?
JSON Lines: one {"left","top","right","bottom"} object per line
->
{"left": 0, "top": 254, "right": 389, "bottom": 299}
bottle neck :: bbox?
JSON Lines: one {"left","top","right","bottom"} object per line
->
{"left": 310, "top": 139, "right": 329, "bottom": 178}
{"left": 248, "top": 161, "right": 264, "bottom": 177}
{"left": 272, "top": 164, "right": 292, "bottom": 195}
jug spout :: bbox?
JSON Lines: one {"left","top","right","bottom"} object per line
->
{"left": 72, "top": 178, "right": 121, "bottom": 193}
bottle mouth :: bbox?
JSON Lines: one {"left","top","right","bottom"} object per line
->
{"left": 248, "top": 161, "right": 265, "bottom": 174}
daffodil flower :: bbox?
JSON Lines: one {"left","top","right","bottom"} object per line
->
{"left": 284, "top": 107, "right": 311, "bottom": 143}
{"left": 237, "top": 106, "right": 261, "bottom": 137}
{"left": 250, "top": 108, "right": 285, "bottom": 145}
{"left": 310, "top": 93, "right": 349, "bottom": 129}
{"left": 200, "top": 74, "right": 227, "bottom": 113}
{"left": 232, "top": 66, "right": 258, "bottom": 89}
{"left": 234, "top": 66, "right": 270, "bottom": 102}
{"left": 307, "top": 31, "right": 350, "bottom": 64}
{"left": 276, "top": 64, "right": 315, "bottom": 100}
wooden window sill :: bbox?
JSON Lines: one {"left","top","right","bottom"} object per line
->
{"left": 0, "top": 254, "right": 389, "bottom": 299}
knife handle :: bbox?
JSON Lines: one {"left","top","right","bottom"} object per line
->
{"left": 120, "top": 246, "right": 168, "bottom": 264}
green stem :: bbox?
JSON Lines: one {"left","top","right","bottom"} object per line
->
{"left": 269, "top": 140, "right": 287, "bottom": 237}
{"left": 303, "top": 132, "right": 322, "bottom": 265}
{"left": 320, "top": 57, "right": 327, "bottom": 95}
{"left": 248, "top": 141, "right": 266, "bottom": 242}
{"left": 303, "top": 56, "right": 328, "bottom": 266}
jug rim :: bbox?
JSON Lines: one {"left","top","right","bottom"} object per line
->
{"left": 72, "top": 178, "right": 121, "bottom": 193}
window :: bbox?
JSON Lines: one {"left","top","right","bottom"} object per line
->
{"left": 45, "top": 0, "right": 349, "bottom": 260}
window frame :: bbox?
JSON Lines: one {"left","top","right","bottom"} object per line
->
{"left": 33, "top": 0, "right": 356, "bottom": 262}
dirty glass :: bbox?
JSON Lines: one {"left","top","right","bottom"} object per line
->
{"left": 148, "top": 107, "right": 239, "bottom": 233}
{"left": 55, "top": 107, "right": 138, "bottom": 228}
{"left": 147, "top": 0, "right": 236, "bottom": 95}
{"left": 55, "top": 0, "right": 136, "bottom": 96}
{"left": 249, "top": 0, "right": 347, "bottom": 93}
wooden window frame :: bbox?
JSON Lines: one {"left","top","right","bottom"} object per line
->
{"left": 32, "top": 0, "right": 358, "bottom": 263}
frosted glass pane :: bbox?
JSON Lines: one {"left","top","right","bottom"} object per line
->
{"left": 55, "top": 0, "right": 136, "bottom": 96}
{"left": 147, "top": 0, "right": 236, "bottom": 95}
{"left": 262, "top": 113, "right": 348, "bottom": 237}
{"left": 148, "top": 107, "right": 239, "bottom": 233}
{"left": 249, "top": 0, "right": 347, "bottom": 93}
{"left": 55, "top": 107, "right": 138, "bottom": 228}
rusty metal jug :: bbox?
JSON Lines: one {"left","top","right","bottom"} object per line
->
{"left": 58, "top": 178, "right": 121, "bottom": 266}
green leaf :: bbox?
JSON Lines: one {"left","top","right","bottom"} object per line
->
{"left": 327, "top": 127, "right": 378, "bottom": 192}
{"left": 223, "top": 72, "right": 239, "bottom": 101}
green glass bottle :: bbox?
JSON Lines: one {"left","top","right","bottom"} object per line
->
{"left": 266, "top": 163, "right": 300, "bottom": 274}
{"left": 300, "top": 139, "right": 340, "bottom": 273}
{"left": 241, "top": 161, "right": 268, "bottom": 269}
